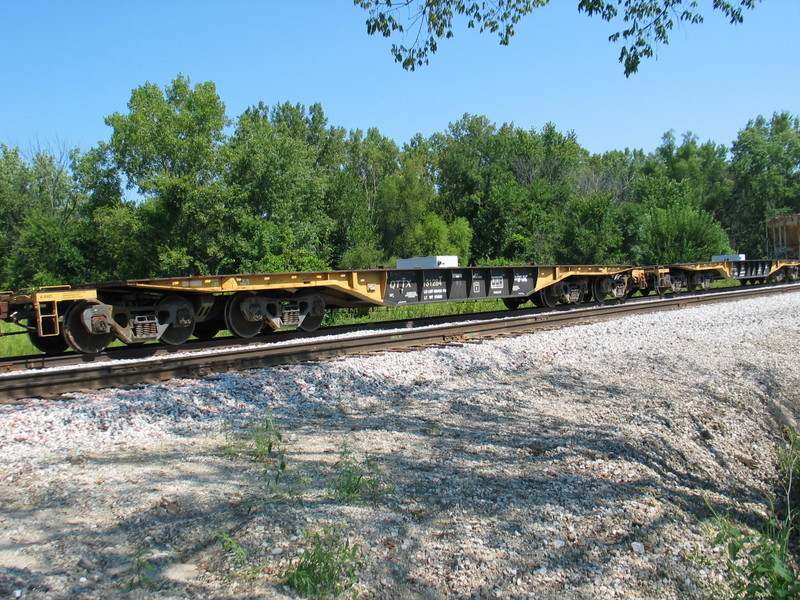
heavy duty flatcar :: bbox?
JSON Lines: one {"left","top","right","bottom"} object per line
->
{"left": 1, "top": 258, "right": 799, "bottom": 355}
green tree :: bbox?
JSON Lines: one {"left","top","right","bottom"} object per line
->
{"left": 634, "top": 202, "right": 731, "bottom": 264}
{"left": 647, "top": 131, "right": 732, "bottom": 215}
{"left": 327, "top": 168, "right": 384, "bottom": 269}
{"left": 225, "top": 104, "right": 333, "bottom": 272}
{"left": 269, "top": 101, "right": 347, "bottom": 174}
{"left": 631, "top": 171, "right": 692, "bottom": 209}
{"left": 82, "top": 202, "right": 149, "bottom": 281}
{"left": 728, "top": 112, "right": 800, "bottom": 257}
{"left": 106, "top": 75, "right": 228, "bottom": 195}
{"left": 71, "top": 142, "right": 123, "bottom": 211}
{"left": 354, "top": 0, "right": 758, "bottom": 76}
{"left": 376, "top": 157, "right": 434, "bottom": 257}
{"left": 558, "top": 193, "right": 625, "bottom": 264}
{"left": 575, "top": 149, "right": 643, "bottom": 204}
{"left": 0, "top": 145, "right": 33, "bottom": 275}
{"left": 0, "top": 145, "right": 93, "bottom": 288}
{"left": 432, "top": 116, "right": 586, "bottom": 263}
{"left": 374, "top": 155, "right": 472, "bottom": 262}
{"left": 104, "top": 75, "right": 247, "bottom": 275}
{"left": 324, "top": 127, "right": 400, "bottom": 268}
{"left": 346, "top": 128, "right": 401, "bottom": 221}
{"left": 3, "top": 210, "right": 87, "bottom": 287}
{"left": 431, "top": 114, "right": 497, "bottom": 224}
{"left": 69, "top": 144, "right": 149, "bottom": 281}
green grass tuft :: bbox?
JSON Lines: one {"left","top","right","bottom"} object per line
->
{"left": 332, "top": 442, "right": 395, "bottom": 506}
{"left": 707, "top": 427, "right": 800, "bottom": 599}
{"left": 284, "top": 526, "right": 364, "bottom": 598}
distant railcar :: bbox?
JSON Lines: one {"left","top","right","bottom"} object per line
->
{"left": 767, "top": 214, "right": 800, "bottom": 259}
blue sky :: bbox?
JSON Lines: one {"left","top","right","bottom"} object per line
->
{"left": 1, "top": 1, "right": 798, "bottom": 157}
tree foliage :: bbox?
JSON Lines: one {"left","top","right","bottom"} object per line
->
{"left": 353, "top": 0, "right": 758, "bottom": 76}
{"left": 1, "top": 75, "right": 795, "bottom": 290}
{"left": 635, "top": 202, "right": 731, "bottom": 264}
{"left": 106, "top": 75, "right": 228, "bottom": 195}
{"left": 728, "top": 112, "right": 800, "bottom": 257}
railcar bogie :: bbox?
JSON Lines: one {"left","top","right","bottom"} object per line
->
{"left": 538, "top": 285, "right": 560, "bottom": 308}
{"left": 685, "top": 271, "right": 715, "bottom": 293}
{"left": 650, "top": 272, "right": 683, "bottom": 296}
{"left": 548, "top": 277, "right": 588, "bottom": 305}
{"left": 591, "top": 275, "right": 630, "bottom": 304}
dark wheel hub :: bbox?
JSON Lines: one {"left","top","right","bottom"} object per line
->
{"left": 225, "top": 292, "right": 265, "bottom": 338}
{"left": 157, "top": 296, "right": 196, "bottom": 346}
{"left": 63, "top": 300, "right": 115, "bottom": 354}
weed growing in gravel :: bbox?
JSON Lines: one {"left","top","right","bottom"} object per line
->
{"left": 255, "top": 410, "right": 287, "bottom": 485}
{"left": 333, "top": 442, "right": 395, "bottom": 505}
{"left": 125, "top": 546, "right": 159, "bottom": 592}
{"left": 284, "top": 526, "right": 364, "bottom": 598}
{"left": 273, "top": 473, "right": 311, "bottom": 505}
{"left": 778, "top": 428, "right": 800, "bottom": 514}
{"left": 213, "top": 530, "right": 250, "bottom": 569}
{"left": 711, "top": 511, "right": 800, "bottom": 599}
{"left": 222, "top": 411, "right": 311, "bottom": 505}
{"left": 221, "top": 420, "right": 248, "bottom": 457}
{"left": 708, "top": 427, "right": 800, "bottom": 599}
{"left": 222, "top": 410, "right": 287, "bottom": 485}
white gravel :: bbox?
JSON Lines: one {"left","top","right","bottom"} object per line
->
{"left": 1, "top": 291, "right": 799, "bottom": 599}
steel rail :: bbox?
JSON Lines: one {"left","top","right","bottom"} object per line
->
{"left": 1, "top": 283, "right": 798, "bottom": 402}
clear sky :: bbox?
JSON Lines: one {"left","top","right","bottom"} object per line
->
{"left": 1, "top": 1, "right": 798, "bottom": 157}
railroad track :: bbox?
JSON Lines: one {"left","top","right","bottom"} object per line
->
{"left": 1, "top": 283, "right": 798, "bottom": 402}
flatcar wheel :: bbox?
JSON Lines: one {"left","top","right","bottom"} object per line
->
{"left": 299, "top": 313, "right": 324, "bottom": 332}
{"left": 63, "top": 300, "right": 114, "bottom": 354}
{"left": 502, "top": 298, "right": 524, "bottom": 310}
{"left": 654, "top": 280, "right": 669, "bottom": 297}
{"left": 298, "top": 295, "right": 326, "bottom": 332}
{"left": 157, "top": 296, "right": 196, "bottom": 346}
{"left": 592, "top": 279, "right": 608, "bottom": 305}
{"left": 540, "top": 286, "right": 559, "bottom": 308}
{"left": 28, "top": 328, "right": 69, "bottom": 354}
{"left": 224, "top": 292, "right": 264, "bottom": 338}
{"left": 193, "top": 320, "right": 222, "bottom": 341}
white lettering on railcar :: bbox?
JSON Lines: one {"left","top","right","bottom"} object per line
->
{"left": 389, "top": 279, "right": 413, "bottom": 289}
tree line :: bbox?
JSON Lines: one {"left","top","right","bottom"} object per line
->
{"left": 1, "top": 75, "right": 799, "bottom": 290}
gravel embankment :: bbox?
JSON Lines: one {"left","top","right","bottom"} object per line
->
{"left": 1, "top": 292, "right": 799, "bottom": 600}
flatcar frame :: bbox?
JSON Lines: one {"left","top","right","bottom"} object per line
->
{"left": 1, "top": 259, "right": 799, "bottom": 355}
